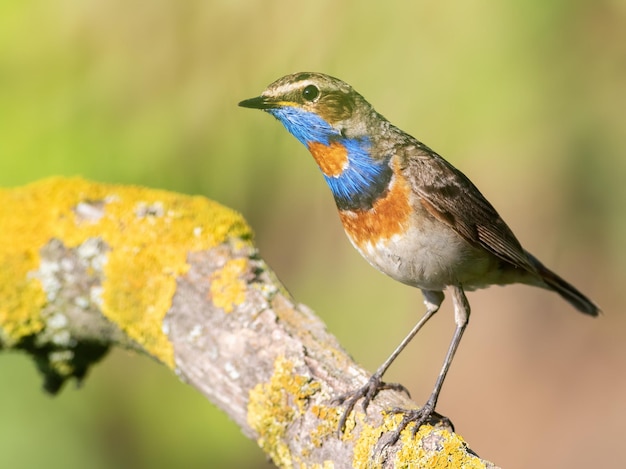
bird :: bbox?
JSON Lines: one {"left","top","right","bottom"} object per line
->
{"left": 238, "top": 72, "right": 600, "bottom": 442}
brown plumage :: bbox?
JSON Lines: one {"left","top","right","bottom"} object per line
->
{"left": 239, "top": 72, "right": 600, "bottom": 445}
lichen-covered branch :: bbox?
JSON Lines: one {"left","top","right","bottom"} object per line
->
{"left": 0, "top": 177, "right": 500, "bottom": 469}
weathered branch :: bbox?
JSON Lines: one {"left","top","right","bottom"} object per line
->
{"left": 0, "top": 177, "right": 500, "bottom": 468}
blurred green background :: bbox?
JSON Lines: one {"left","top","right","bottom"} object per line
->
{"left": 1, "top": 1, "right": 625, "bottom": 468}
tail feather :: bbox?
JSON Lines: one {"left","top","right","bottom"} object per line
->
{"left": 527, "top": 253, "right": 600, "bottom": 317}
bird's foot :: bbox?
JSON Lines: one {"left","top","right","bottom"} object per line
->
{"left": 378, "top": 401, "right": 454, "bottom": 449}
{"left": 334, "top": 373, "right": 410, "bottom": 435}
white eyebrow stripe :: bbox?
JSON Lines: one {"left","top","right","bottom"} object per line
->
{"left": 264, "top": 80, "right": 312, "bottom": 98}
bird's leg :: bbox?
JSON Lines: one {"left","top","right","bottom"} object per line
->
{"left": 384, "top": 285, "right": 470, "bottom": 446}
{"left": 335, "top": 290, "right": 444, "bottom": 434}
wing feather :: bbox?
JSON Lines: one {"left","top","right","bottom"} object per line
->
{"left": 401, "top": 142, "right": 537, "bottom": 274}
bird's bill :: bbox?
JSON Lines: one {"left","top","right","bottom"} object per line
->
{"left": 239, "top": 95, "right": 296, "bottom": 110}
{"left": 238, "top": 96, "right": 278, "bottom": 109}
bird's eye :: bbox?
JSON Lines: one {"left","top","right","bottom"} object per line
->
{"left": 302, "top": 84, "right": 320, "bottom": 102}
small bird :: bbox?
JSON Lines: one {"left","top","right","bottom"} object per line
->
{"left": 239, "top": 72, "right": 600, "bottom": 441}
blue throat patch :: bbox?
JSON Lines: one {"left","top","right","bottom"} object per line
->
{"left": 268, "top": 106, "right": 392, "bottom": 211}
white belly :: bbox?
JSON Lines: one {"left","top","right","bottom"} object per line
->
{"left": 348, "top": 221, "right": 498, "bottom": 292}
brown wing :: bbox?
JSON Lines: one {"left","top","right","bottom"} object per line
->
{"left": 402, "top": 143, "right": 538, "bottom": 274}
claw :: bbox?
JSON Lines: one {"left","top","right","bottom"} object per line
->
{"left": 334, "top": 375, "right": 410, "bottom": 435}
{"left": 380, "top": 381, "right": 411, "bottom": 399}
{"left": 382, "top": 404, "right": 454, "bottom": 448}
{"left": 334, "top": 379, "right": 378, "bottom": 435}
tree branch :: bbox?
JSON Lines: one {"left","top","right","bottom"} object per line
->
{"left": 0, "top": 177, "right": 500, "bottom": 469}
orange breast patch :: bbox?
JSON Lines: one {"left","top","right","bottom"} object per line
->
{"left": 307, "top": 141, "right": 349, "bottom": 177}
{"left": 338, "top": 169, "right": 411, "bottom": 247}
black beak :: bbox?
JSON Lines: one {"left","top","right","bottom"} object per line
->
{"left": 238, "top": 96, "right": 277, "bottom": 110}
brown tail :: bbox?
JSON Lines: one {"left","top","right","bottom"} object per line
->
{"left": 527, "top": 253, "right": 600, "bottom": 316}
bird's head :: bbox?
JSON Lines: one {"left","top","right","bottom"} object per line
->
{"left": 238, "top": 72, "right": 373, "bottom": 145}
{"left": 239, "top": 72, "right": 393, "bottom": 211}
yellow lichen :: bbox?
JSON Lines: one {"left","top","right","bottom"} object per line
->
{"left": 247, "top": 356, "right": 321, "bottom": 468}
{"left": 307, "top": 462, "right": 336, "bottom": 469}
{"left": 350, "top": 411, "right": 401, "bottom": 468}
{"left": 350, "top": 411, "right": 487, "bottom": 469}
{"left": 0, "top": 177, "right": 252, "bottom": 367}
{"left": 209, "top": 257, "right": 248, "bottom": 313}
{"left": 395, "top": 424, "right": 486, "bottom": 469}
{"left": 309, "top": 404, "right": 342, "bottom": 448}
